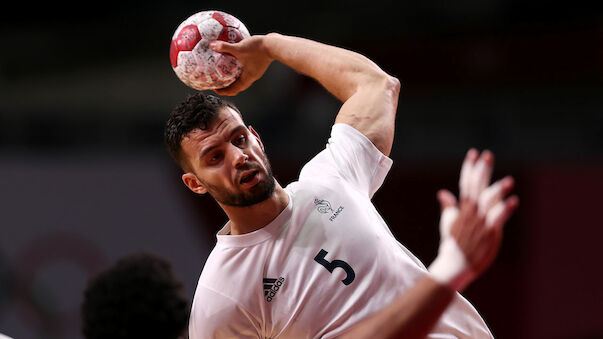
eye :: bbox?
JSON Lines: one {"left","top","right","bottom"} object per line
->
{"left": 234, "top": 134, "right": 247, "bottom": 147}
{"left": 208, "top": 151, "right": 223, "bottom": 164}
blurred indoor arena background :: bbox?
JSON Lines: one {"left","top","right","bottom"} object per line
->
{"left": 1, "top": 1, "right": 602, "bottom": 338}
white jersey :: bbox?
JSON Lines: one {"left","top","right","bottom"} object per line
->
{"left": 189, "top": 123, "right": 493, "bottom": 339}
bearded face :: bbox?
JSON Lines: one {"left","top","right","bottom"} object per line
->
{"left": 180, "top": 107, "right": 276, "bottom": 207}
{"left": 200, "top": 148, "right": 275, "bottom": 207}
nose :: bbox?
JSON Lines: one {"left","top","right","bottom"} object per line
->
{"left": 232, "top": 147, "right": 249, "bottom": 168}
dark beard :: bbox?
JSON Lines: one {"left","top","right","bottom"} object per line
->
{"left": 204, "top": 152, "right": 276, "bottom": 207}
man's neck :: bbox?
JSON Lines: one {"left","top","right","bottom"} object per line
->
{"left": 219, "top": 183, "right": 289, "bottom": 235}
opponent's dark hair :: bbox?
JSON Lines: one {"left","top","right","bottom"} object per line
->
{"left": 164, "top": 92, "right": 240, "bottom": 169}
{"left": 81, "top": 252, "right": 189, "bottom": 339}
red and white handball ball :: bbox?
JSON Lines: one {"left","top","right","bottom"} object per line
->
{"left": 169, "top": 10, "right": 250, "bottom": 90}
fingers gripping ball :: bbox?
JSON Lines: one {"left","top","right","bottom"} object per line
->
{"left": 169, "top": 11, "right": 250, "bottom": 90}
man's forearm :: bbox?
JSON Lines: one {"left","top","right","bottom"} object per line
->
{"left": 340, "top": 275, "right": 455, "bottom": 339}
{"left": 262, "top": 33, "right": 389, "bottom": 102}
{"left": 209, "top": 32, "right": 399, "bottom": 154}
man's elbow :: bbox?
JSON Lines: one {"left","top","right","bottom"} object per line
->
{"left": 384, "top": 75, "right": 401, "bottom": 98}
{"left": 374, "top": 74, "right": 400, "bottom": 115}
{"left": 358, "top": 66, "right": 400, "bottom": 96}
{"left": 368, "top": 72, "right": 400, "bottom": 99}
{"left": 376, "top": 75, "right": 399, "bottom": 155}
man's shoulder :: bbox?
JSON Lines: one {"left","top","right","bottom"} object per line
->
{"left": 198, "top": 242, "right": 267, "bottom": 288}
{"left": 285, "top": 175, "right": 346, "bottom": 197}
{"left": 199, "top": 244, "right": 250, "bottom": 276}
{"left": 194, "top": 250, "right": 260, "bottom": 310}
{"left": 296, "top": 148, "right": 348, "bottom": 185}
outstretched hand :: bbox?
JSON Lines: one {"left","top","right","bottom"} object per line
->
{"left": 210, "top": 35, "right": 274, "bottom": 96}
{"left": 429, "top": 149, "right": 519, "bottom": 291}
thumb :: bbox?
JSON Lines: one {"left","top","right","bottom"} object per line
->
{"left": 437, "top": 189, "right": 458, "bottom": 212}
{"left": 437, "top": 189, "right": 459, "bottom": 238}
{"left": 210, "top": 40, "right": 236, "bottom": 54}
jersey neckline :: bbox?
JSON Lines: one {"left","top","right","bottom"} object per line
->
{"left": 215, "top": 190, "right": 293, "bottom": 247}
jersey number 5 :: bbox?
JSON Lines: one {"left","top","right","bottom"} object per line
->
{"left": 314, "top": 249, "right": 355, "bottom": 285}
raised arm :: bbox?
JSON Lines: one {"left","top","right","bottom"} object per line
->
{"left": 339, "top": 149, "right": 519, "bottom": 339}
{"left": 209, "top": 33, "right": 400, "bottom": 156}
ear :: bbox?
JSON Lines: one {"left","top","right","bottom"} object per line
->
{"left": 182, "top": 172, "right": 207, "bottom": 195}
{"left": 248, "top": 125, "right": 264, "bottom": 151}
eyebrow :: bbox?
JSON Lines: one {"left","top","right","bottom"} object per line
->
{"left": 199, "top": 125, "right": 247, "bottom": 160}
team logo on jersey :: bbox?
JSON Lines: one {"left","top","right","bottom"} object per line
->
{"left": 314, "top": 198, "right": 344, "bottom": 222}
{"left": 314, "top": 198, "right": 333, "bottom": 213}
{"left": 263, "top": 277, "right": 285, "bottom": 302}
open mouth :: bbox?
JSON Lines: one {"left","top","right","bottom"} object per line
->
{"left": 239, "top": 170, "right": 259, "bottom": 186}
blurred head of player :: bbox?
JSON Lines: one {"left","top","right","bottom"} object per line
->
{"left": 81, "top": 252, "right": 188, "bottom": 339}
{"left": 164, "top": 92, "right": 275, "bottom": 207}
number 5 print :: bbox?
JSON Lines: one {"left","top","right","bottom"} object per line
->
{"left": 314, "top": 249, "right": 356, "bottom": 285}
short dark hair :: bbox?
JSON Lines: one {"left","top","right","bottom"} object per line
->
{"left": 164, "top": 92, "right": 240, "bottom": 169}
{"left": 81, "top": 252, "right": 189, "bottom": 339}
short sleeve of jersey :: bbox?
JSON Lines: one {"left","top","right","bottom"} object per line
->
{"left": 189, "top": 286, "right": 261, "bottom": 339}
{"left": 299, "top": 123, "right": 393, "bottom": 198}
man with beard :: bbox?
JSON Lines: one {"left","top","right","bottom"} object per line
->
{"left": 164, "top": 33, "right": 518, "bottom": 338}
